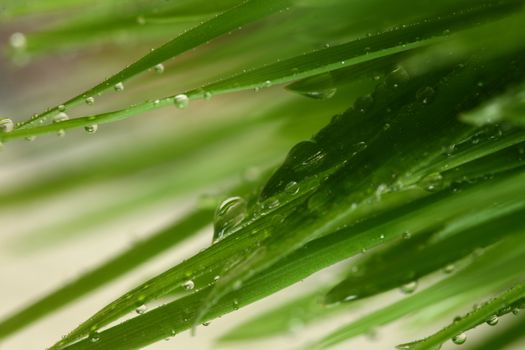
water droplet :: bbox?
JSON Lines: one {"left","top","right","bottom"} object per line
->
{"left": 444, "top": 264, "right": 455, "bottom": 274}
{"left": 85, "top": 96, "right": 95, "bottom": 105}
{"left": 452, "top": 333, "right": 466, "bottom": 345}
{"left": 9, "top": 32, "right": 27, "bottom": 50}
{"left": 135, "top": 304, "right": 147, "bottom": 315}
{"left": 53, "top": 112, "right": 69, "bottom": 123}
{"left": 402, "top": 231, "right": 412, "bottom": 240}
{"left": 232, "top": 299, "right": 240, "bottom": 310}
{"left": 58, "top": 105, "right": 66, "bottom": 112}
{"left": 174, "top": 94, "right": 189, "bottom": 109}
{"left": 53, "top": 112, "right": 69, "bottom": 137}
{"left": 204, "top": 91, "right": 212, "bottom": 100}
{"left": 486, "top": 315, "right": 499, "bottom": 326}
{"left": 213, "top": 196, "right": 247, "bottom": 243}
{"left": 114, "top": 82, "right": 124, "bottom": 92}
{"left": 400, "top": 281, "right": 418, "bottom": 294}
{"left": 202, "top": 322, "right": 210, "bottom": 326}
{"left": 263, "top": 198, "right": 280, "bottom": 210}
{"left": 419, "top": 173, "right": 444, "bottom": 192}
{"left": 183, "top": 280, "right": 195, "bottom": 290}
{"left": 386, "top": 66, "right": 410, "bottom": 87}
{"left": 512, "top": 307, "right": 520, "bottom": 315}
{"left": 85, "top": 124, "right": 98, "bottom": 134}
{"left": 154, "top": 63, "right": 164, "bottom": 74}
{"left": 284, "top": 181, "right": 299, "bottom": 195}
{"left": 89, "top": 332, "right": 100, "bottom": 343}
{"left": 25, "top": 136, "right": 36, "bottom": 142}
{"left": 416, "top": 86, "right": 435, "bottom": 104}
{"left": 263, "top": 80, "right": 272, "bottom": 88}
{"left": 307, "top": 191, "right": 329, "bottom": 212}
{"left": 299, "top": 88, "right": 337, "bottom": 100}
{"left": 0, "top": 118, "right": 14, "bottom": 133}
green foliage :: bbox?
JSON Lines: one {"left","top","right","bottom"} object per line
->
{"left": 1, "top": 0, "right": 525, "bottom": 349}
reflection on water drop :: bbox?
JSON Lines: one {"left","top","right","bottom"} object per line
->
{"left": 486, "top": 315, "right": 498, "bottom": 326}
{"left": 85, "top": 96, "right": 95, "bottom": 105}
{"left": 135, "top": 304, "right": 147, "bottom": 315}
{"left": 213, "top": 196, "right": 247, "bottom": 243}
{"left": 154, "top": 63, "right": 165, "bottom": 74}
{"left": 183, "top": 280, "right": 195, "bottom": 290}
{"left": 452, "top": 333, "right": 466, "bottom": 345}
{"left": 174, "top": 94, "right": 189, "bottom": 109}
{"left": 85, "top": 124, "right": 98, "bottom": 134}
{"left": 400, "top": 281, "right": 417, "bottom": 294}
{"left": 299, "top": 88, "right": 337, "bottom": 100}
{"left": 89, "top": 332, "right": 100, "bottom": 343}
{"left": 284, "top": 181, "right": 299, "bottom": 195}
{"left": 0, "top": 118, "right": 14, "bottom": 133}
{"left": 114, "top": 82, "right": 124, "bottom": 92}
{"left": 53, "top": 112, "right": 69, "bottom": 137}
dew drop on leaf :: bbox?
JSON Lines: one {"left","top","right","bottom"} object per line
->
{"left": 386, "top": 66, "right": 410, "bottom": 87}
{"left": 452, "top": 333, "right": 466, "bottom": 345}
{"left": 400, "top": 281, "right": 418, "bottom": 294}
{"left": 486, "top": 315, "right": 499, "bottom": 326}
{"left": 53, "top": 112, "right": 69, "bottom": 137}
{"left": 213, "top": 196, "right": 247, "bottom": 243}
{"left": 419, "top": 173, "right": 444, "bottom": 192}
{"left": 0, "top": 118, "right": 14, "bottom": 133}
{"left": 154, "top": 63, "right": 165, "bottom": 74}
{"left": 58, "top": 104, "right": 66, "bottom": 112}
{"left": 444, "top": 264, "right": 455, "bottom": 274}
{"left": 299, "top": 88, "right": 337, "bottom": 100}
{"left": 114, "top": 82, "right": 124, "bottom": 92}
{"left": 183, "top": 280, "right": 195, "bottom": 290}
{"left": 89, "top": 331, "right": 100, "bottom": 343}
{"left": 85, "top": 124, "right": 98, "bottom": 134}
{"left": 284, "top": 181, "right": 299, "bottom": 195}
{"left": 85, "top": 96, "right": 95, "bottom": 105}
{"left": 263, "top": 198, "right": 280, "bottom": 210}
{"left": 135, "top": 304, "right": 147, "bottom": 315}
{"left": 174, "top": 94, "right": 189, "bottom": 109}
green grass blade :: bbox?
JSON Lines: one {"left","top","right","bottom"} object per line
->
{"left": 13, "top": 0, "right": 291, "bottom": 130}
{"left": 310, "top": 233, "right": 525, "bottom": 349}
{"left": 54, "top": 170, "right": 525, "bottom": 349}
{"left": 396, "top": 282, "right": 525, "bottom": 350}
